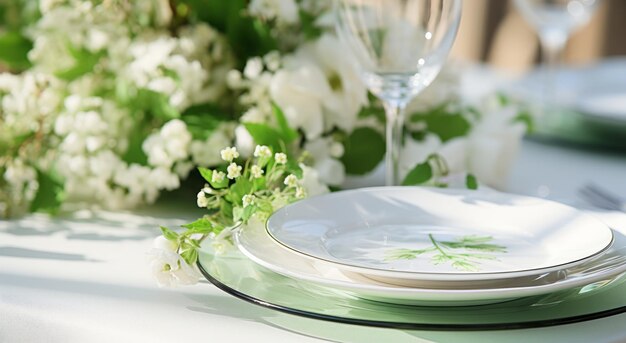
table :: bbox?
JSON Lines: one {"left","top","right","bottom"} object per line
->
{"left": 1, "top": 139, "right": 625, "bottom": 343}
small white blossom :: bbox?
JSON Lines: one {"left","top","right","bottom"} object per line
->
{"left": 242, "top": 194, "right": 256, "bottom": 207}
{"left": 329, "top": 142, "right": 345, "bottom": 158}
{"left": 243, "top": 57, "right": 264, "bottom": 79}
{"left": 274, "top": 152, "right": 287, "bottom": 164}
{"left": 283, "top": 174, "right": 298, "bottom": 187}
{"left": 295, "top": 186, "right": 306, "bottom": 199}
{"left": 212, "top": 170, "right": 226, "bottom": 183}
{"left": 197, "top": 190, "right": 209, "bottom": 208}
{"left": 250, "top": 165, "right": 264, "bottom": 178}
{"left": 227, "top": 163, "right": 242, "bottom": 179}
{"left": 220, "top": 146, "right": 240, "bottom": 162}
{"left": 254, "top": 145, "right": 272, "bottom": 158}
{"left": 202, "top": 184, "right": 213, "bottom": 194}
{"left": 226, "top": 69, "right": 243, "bottom": 88}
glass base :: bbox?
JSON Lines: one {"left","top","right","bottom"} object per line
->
{"left": 197, "top": 242, "right": 626, "bottom": 330}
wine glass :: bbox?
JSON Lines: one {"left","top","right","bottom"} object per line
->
{"left": 514, "top": 0, "right": 601, "bottom": 108}
{"left": 335, "top": 0, "right": 462, "bottom": 186}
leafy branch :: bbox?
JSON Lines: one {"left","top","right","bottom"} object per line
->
{"left": 385, "top": 234, "right": 506, "bottom": 272}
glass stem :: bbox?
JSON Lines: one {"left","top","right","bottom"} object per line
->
{"left": 539, "top": 31, "right": 566, "bottom": 113}
{"left": 383, "top": 101, "right": 407, "bottom": 186}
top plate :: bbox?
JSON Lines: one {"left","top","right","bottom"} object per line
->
{"left": 266, "top": 187, "right": 614, "bottom": 281}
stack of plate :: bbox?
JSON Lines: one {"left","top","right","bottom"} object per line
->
{"left": 198, "top": 187, "right": 626, "bottom": 327}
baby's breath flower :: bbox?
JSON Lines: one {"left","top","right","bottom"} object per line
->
{"left": 274, "top": 152, "right": 287, "bottom": 164}
{"left": 295, "top": 186, "right": 306, "bottom": 199}
{"left": 284, "top": 174, "right": 298, "bottom": 187}
{"left": 227, "top": 163, "right": 242, "bottom": 179}
{"left": 330, "top": 142, "right": 345, "bottom": 158}
{"left": 250, "top": 165, "right": 264, "bottom": 178}
{"left": 220, "top": 147, "right": 239, "bottom": 162}
{"left": 202, "top": 184, "right": 213, "bottom": 194}
{"left": 253, "top": 145, "right": 272, "bottom": 158}
{"left": 212, "top": 170, "right": 226, "bottom": 183}
{"left": 197, "top": 191, "right": 209, "bottom": 208}
{"left": 242, "top": 194, "right": 256, "bottom": 207}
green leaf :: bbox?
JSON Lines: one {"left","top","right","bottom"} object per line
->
{"left": 29, "top": 169, "right": 64, "bottom": 214}
{"left": 180, "top": 248, "right": 198, "bottom": 266}
{"left": 181, "top": 218, "right": 214, "bottom": 234}
{"left": 514, "top": 110, "right": 534, "bottom": 133}
{"left": 299, "top": 10, "right": 323, "bottom": 40}
{"left": 401, "top": 161, "right": 433, "bottom": 186}
{"left": 357, "top": 105, "right": 385, "bottom": 122}
{"left": 0, "top": 31, "right": 32, "bottom": 70}
{"left": 198, "top": 167, "right": 228, "bottom": 189}
{"left": 272, "top": 103, "right": 298, "bottom": 144}
{"left": 244, "top": 122, "right": 285, "bottom": 152}
{"left": 228, "top": 178, "right": 252, "bottom": 206}
{"left": 341, "top": 127, "right": 385, "bottom": 175}
{"left": 55, "top": 47, "right": 104, "bottom": 81}
{"left": 241, "top": 204, "right": 256, "bottom": 222}
{"left": 121, "top": 125, "right": 149, "bottom": 165}
{"left": 465, "top": 174, "right": 478, "bottom": 190}
{"left": 136, "top": 89, "right": 180, "bottom": 120}
{"left": 160, "top": 226, "right": 179, "bottom": 241}
{"left": 410, "top": 106, "right": 471, "bottom": 143}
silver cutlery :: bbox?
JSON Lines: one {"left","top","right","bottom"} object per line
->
{"left": 579, "top": 183, "right": 626, "bottom": 212}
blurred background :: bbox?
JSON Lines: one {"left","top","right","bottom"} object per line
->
{"left": 451, "top": 0, "right": 626, "bottom": 73}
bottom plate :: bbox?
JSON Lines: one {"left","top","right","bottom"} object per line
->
{"left": 197, "top": 241, "right": 626, "bottom": 330}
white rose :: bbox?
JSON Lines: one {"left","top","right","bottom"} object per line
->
{"left": 299, "top": 164, "right": 329, "bottom": 197}
{"left": 269, "top": 65, "right": 328, "bottom": 139}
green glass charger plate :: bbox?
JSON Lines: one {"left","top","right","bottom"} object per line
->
{"left": 530, "top": 109, "right": 626, "bottom": 151}
{"left": 197, "top": 241, "right": 626, "bottom": 331}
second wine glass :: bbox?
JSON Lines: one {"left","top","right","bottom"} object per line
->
{"left": 335, "top": 0, "right": 462, "bottom": 186}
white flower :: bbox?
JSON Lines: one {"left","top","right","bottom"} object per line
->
{"left": 227, "top": 163, "right": 242, "bottom": 179}
{"left": 304, "top": 138, "right": 345, "bottom": 186}
{"left": 226, "top": 69, "right": 243, "bottom": 88}
{"left": 197, "top": 191, "right": 209, "bottom": 208}
{"left": 274, "top": 152, "right": 287, "bottom": 164}
{"left": 149, "top": 236, "right": 200, "bottom": 287}
{"left": 190, "top": 126, "right": 232, "bottom": 167}
{"left": 295, "top": 186, "right": 306, "bottom": 199}
{"left": 234, "top": 125, "right": 255, "bottom": 158}
{"left": 250, "top": 165, "right": 264, "bottom": 178}
{"left": 269, "top": 65, "right": 327, "bottom": 139}
{"left": 242, "top": 194, "right": 256, "bottom": 207}
{"left": 283, "top": 174, "right": 298, "bottom": 187}
{"left": 290, "top": 34, "right": 368, "bottom": 133}
{"left": 249, "top": 0, "right": 299, "bottom": 24}
{"left": 220, "top": 146, "right": 240, "bottom": 162}
{"left": 243, "top": 57, "right": 264, "bottom": 79}
{"left": 329, "top": 142, "right": 345, "bottom": 158}
{"left": 299, "top": 164, "right": 329, "bottom": 197}
{"left": 254, "top": 145, "right": 272, "bottom": 158}
{"left": 212, "top": 170, "right": 226, "bottom": 183}
{"left": 263, "top": 51, "right": 281, "bottom": 71}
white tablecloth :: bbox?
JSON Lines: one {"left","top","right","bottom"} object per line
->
{"left": 1, "top": 139, "right": 626, "bottom": 343}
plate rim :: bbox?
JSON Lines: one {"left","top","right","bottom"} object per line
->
{"left": 265, "top": 187, "right": 615, "bottom": 281}
{"left": 235, "top": 221, "right": 626, "bottom": 302}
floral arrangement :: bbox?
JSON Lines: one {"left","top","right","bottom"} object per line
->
{"left": 0, "top": 0, "right": 529, "bottom": 238}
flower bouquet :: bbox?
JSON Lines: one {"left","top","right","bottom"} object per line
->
{"left": 0, "top": 0, "right": 530, "bottom": 281}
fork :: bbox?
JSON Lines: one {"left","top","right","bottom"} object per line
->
{"left": 579, "top": 183, "right": 626, "bottom": 212}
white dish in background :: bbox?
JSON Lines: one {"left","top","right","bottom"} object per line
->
{"left": 576, "top": 92, "right": 626, "bottom": 125}
{"left": 235, "top": 216, "right": 626, "bottom": 306}
{"left": 266, "top": 187, "right": 613, "bottom": 283}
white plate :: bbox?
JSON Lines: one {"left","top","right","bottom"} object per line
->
{"left": 236, "top": 219, "right": 626, "bottom": 306}
{"left": 577, "top": 92, "right": 626, "bottom": 126}
{"left": 511, "top": 58, "right": 626, "bottom": 127}
{"left": 266, "top": 187, "right": 614, "bottom": 282}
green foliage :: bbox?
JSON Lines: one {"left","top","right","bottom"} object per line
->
{"left": 465, "top": 174, "right": 478, "bottom": 190}
{"left": 160, "top": 226, "right": 180, "bottom": 241}
{"left": 29, "top": 169, "right": 64, "bottom": 214}
{"left": 0, "top": 31, "right": 32, "bottom": 70}
{"left": 184, "top": 0, "right": 277, "bottom": 65}
{"left": 341, "top": 127, "right": 385, "bottom": 175}
{"left": 410, "top": 105, "right": 471, "bottom": 143}
{"left": 181, "top": 104, "right": 231, "bottom": 140}
{"left": 402, "top": 160, "right": 433, "bottom": 186}
{"left": 244, "top": 123, "right": 286, "bottom": 152}
{"left": 181, "top": 218, "right": 215, "bottom": 234}
{"left": 198, "top": 167, "right": 229, "bottom": 189}
{"left": 55, "top": 46, "right": 105, "bottom": 81}
{"left": 272, "top": 103, "right": 299, "bottom": 144}
{"left": 299, "top": 10, "right": 323, "bottom": 40}
{"left": 514, "top": 110, "right": 535, "bottom": 133}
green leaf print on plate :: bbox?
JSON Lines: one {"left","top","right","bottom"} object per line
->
{"left": 385, "top": 234, "right": 507, "bottom": 272}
